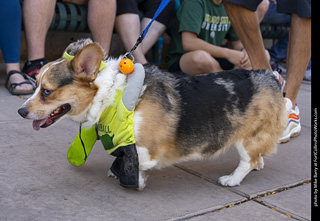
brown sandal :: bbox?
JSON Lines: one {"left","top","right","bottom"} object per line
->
{"left": 5, "top": 70, "right": 34, "bottom": 95}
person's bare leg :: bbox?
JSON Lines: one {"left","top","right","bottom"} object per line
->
{"left": 23, "top": 0, "right": 56, "bottom": 60}
{"left": 180, "top": 50, "right": 222, "bottom": 75}
{"left": 140, "top": 18, "right": 166, "bottom": 54}
{"left": 223, "top": 1, "right": 271, "bottom": 70}
{"left": 256, "top": 0, "right": 269, "bottom": 22}
{"left": 284, "top": 14, "right": 311, "bottom": 108}
{"left": 115, "top": 14, "right": 148, "bottom": 64}
{"left": 87, "top": 0, "right": 116, "bottom": 58}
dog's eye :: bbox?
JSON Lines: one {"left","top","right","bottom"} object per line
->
{"left": 42, "top": 88, "right": 52, "bottom": 96}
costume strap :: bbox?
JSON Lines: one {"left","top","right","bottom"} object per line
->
{"left": 79, "top": 123, "right": 88, "bottom": 161}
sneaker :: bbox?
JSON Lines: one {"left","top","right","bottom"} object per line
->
{"left": 272, "top": 70, "right": 286, "bottom": 91}
{"left": 303, "top": 68, "right": 311, "bottom": 81}
{"left": 279, "top": 98, "right": 301, "bottom": 143}
{"left": 22, "top": 58, "right": 48, "bottom": 79}
{"left": 270, "top": 59, "right": 287, "bottom": 75}
{"left": 22, "top": 59, "right": 48, "bottom": 89}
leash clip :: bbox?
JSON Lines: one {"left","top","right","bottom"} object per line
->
{"left": 123, "top": 52, "right": 135, "bottom": 62}
{"left": 124, "top": 34, "right": 143, "bottom": 61}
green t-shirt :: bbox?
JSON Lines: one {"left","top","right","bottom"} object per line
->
{"left": 166, "top": 0, "right": 239, "bottom": 69}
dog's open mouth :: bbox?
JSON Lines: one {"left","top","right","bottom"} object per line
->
{"left": 33, "top": 104, "right": 71, "bottom": 131}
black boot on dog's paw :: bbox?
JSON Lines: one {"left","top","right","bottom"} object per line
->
{"left": 110, "top": 144, "right": 139, "bottom": 189}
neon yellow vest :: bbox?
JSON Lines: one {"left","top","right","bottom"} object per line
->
{"left": 67, "top": 89, "right": 135, "bottom": 166}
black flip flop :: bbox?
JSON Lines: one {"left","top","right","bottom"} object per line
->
{"left": 5, "top": 70, "right": 34, "bottom": 95}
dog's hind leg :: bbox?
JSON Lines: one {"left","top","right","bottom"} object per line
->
{"left": 136, "top": 146, "right": 159, "bottom": 191}
{"left": 254, "top": 153, "right": 264, "bottom": 171}
{"left": 218, "top": 141, "right": 254, "bottom": 186}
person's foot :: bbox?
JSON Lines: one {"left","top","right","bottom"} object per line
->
{"left": 279, "top": 98, "right": 301, "bottom": 143}
{"left": 9, "top": 72, "right": 33, "bottom": 91}
{"left": 5, "top": 70, "right": 34, "bottom": 95}
{"left": 22, "top": 58, "right": 48, "bottom": 80}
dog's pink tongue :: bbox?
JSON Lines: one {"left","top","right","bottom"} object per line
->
{"left": 32, "top": 118, "right": 48, "bottom": 131}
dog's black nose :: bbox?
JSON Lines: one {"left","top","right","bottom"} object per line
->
{"left": 18, "top": 108, "right": 29, "bottom": 118}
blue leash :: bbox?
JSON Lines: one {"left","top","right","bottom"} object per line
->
{"left": 124, "top": 0, "right": 171, "bottom": 59}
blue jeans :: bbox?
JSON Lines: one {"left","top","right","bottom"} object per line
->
{"left": 263, "top": 3, "right": 290, "bottom": 61}
{"left": 0, "top": 0, "right": 22, "bottom": 63}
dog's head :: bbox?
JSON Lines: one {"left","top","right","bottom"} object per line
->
{"left": 18, "top": 43, "right": 104, "bottom": 130}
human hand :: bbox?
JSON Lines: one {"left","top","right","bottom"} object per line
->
{"left": 227, "top": 49, "right": 251, "bottom": 70}
{"left": 227, "top": 50, "right": 245, "bottom": 67}
{"left": 239, "top": 49, "right": 252, "bottom": 69}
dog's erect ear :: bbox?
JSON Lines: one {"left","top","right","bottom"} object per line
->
{"left": 71, "top": 43, "right": 103, "bottom": 82}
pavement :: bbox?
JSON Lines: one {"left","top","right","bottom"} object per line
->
{"left": 0, "top": 64, "right": 313, "bottom": 221}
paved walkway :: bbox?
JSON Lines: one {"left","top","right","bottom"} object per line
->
{"left": 0, "top": 66, "right": 312, "bottom": 220}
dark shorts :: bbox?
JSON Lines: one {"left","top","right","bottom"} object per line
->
{"left": 224, "top": 0, "right": 311, "bottom": 18}
{"left": 277, "top": 0, "right": 311, "bottom": 18}
{"left": 223, "top": 0, "right": 263, "bottom": 11}
{"left": 116, "top": 0, "right": 176, "bottom": 28}
{"left": 168, "top": 57, "right": 235, "bottom": 73}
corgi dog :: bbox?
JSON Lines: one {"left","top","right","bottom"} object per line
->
{"left": 18, "top": 39, "right": 287, "bottom": 190}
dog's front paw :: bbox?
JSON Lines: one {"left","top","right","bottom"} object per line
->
{"left": 218, "top": 175, "right": 241, "bottom": 186}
